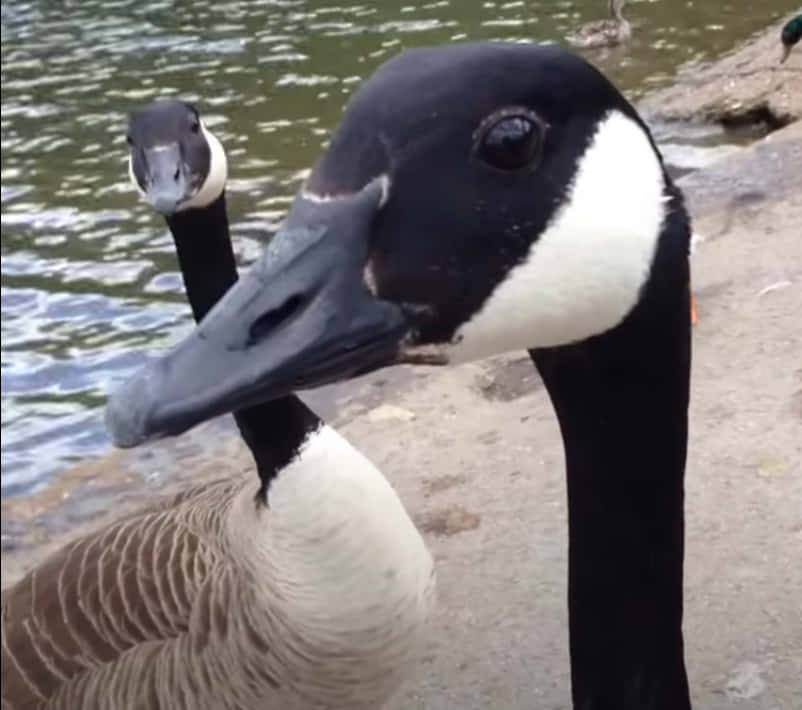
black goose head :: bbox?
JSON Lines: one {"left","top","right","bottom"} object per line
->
{"left": 106, "top": 41, "right": 688, "bottom": 448}
{"left": 127, "top": 99, "right": 227, "bottom": 215}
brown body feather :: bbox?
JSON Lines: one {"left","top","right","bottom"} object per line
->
{"left": 2, "top": 480, "right": 252, "bottom": 709}
{"left": 2, "top": 450, "right": 434, "bottom": 710}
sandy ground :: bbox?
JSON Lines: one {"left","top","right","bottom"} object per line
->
{"left": 3, "top": 59, "right": 802, "bottom": 710}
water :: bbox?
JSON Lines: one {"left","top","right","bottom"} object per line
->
{"left": 1, "top": 0, "right": 796, "bottom": 497}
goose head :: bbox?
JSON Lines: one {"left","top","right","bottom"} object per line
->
{"left": 106, "top": 41, "right": 689, "bottom": 447}
{"left": 127, "top": 98, "right": 227, "bottom": 215}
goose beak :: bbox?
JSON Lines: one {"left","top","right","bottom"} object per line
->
{"left": 106, "top": 179, "right": 409, "bottom": 448}
{"left": 780, "top": 44, "right": 791, "bottom": 64}
{"left": 141, "top": 144, "right": 189, "bottom": 215}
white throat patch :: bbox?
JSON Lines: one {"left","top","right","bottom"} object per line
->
{"left": 448, "top": 109, "right": 667, "bottom": 363}
{"left": 182, "top": 122, "right": 227, "bottom": 210}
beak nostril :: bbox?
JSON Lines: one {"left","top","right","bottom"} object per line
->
{"left": 247, "top": 294, "right": 305, "bottom": 347}
{"left": 173, "top": 166, "right": 181, "bottom": 182}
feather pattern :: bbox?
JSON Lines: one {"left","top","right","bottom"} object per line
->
{"left": 1, "top": 429, "right": 435, "bottom": 710}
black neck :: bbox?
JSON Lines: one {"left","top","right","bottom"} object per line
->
{"left": 166, "top": 193, "right": 321, "bottom": 498}
{"left": 531, "top": 200, "right": 692, "bottom": 710}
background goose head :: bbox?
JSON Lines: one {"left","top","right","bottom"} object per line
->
{"left": 127, "top": 98, "right": 227, "bottom": 215}
{"left": 124, "top": 99, "right": 324, "bottom": 500}
{"left": 106, "top": 41, "right": 690, "bottom": 447}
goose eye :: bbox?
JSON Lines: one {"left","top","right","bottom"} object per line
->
{"left": 125, "top": 134, "right": 133, "bottom": 146}
{"left": 476, "top": 114, "right": 543, "bottom": 171}
{"left": 190, "top": 121, "right": 200, "bottom": 134}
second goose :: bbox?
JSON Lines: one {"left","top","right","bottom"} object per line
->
{"left": 0, "top": 99, "right": 435, "bottom": 710}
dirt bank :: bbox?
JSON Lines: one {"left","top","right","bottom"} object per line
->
{"left": 3, "top": 45, "right": 802, "bottom": 710}
{"left": 640, "top": 17, "right": 802, "bottom": 128}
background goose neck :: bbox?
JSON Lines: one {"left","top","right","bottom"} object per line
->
{"left": 165, "top": 193, "right": 320, "bottom": 493}
{"left": 167, "top": 192, "right": 237, "bottom": 323}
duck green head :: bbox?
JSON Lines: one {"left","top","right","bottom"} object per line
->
{"left": 780, "top": 14, "right": 802, "bottom": 63}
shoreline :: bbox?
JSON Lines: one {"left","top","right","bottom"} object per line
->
{"left": 639, "top": 17, "right": 801, "bottom": 128}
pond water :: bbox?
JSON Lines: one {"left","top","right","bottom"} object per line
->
{"left": 1, "top": 0, "right": 797, "bottom": 496}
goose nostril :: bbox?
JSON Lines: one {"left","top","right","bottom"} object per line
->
{"left": 173, "top": 166, "right": 181, "bottom": 181}
{"left": 247, "top": 294, "right": 305, "bottom": 347}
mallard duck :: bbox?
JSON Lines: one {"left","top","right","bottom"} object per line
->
{"left": 568, "top": 0, "right": 632, "bottom": 50}
{"left": 780, "top": 13, "right": 802, "bottom": 63}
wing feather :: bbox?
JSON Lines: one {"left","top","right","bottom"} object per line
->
{"left": 1, "top": 480, "right": 240, "bottom": 709}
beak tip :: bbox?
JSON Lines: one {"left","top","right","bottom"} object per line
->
{"left": 146, "top": 193, "right": 181, "bottom": 216}
{"left": 104, "top": 373, "right": 156, "bottom": 449}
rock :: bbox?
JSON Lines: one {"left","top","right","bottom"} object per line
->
{"left": 415, "top": 506, "right": 481, "bottom": 537}
{"left": 640, "top": 19, "right": 802, "bottom": 128}
{"left": 365, "top": 404, "right": 416, "bottom": 423}
{"left": 677, "top": 120, "right": 802, "bottom": 224}
{"left": 724, "top": 662, "right": 766, "bottom": 701}
{"left": 659, "top": 142, "right": 743, "bottom": 172}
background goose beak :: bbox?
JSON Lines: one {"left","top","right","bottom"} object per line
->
{"left": 106, "top": 179, "right": 408, "bottom": 448}
{"left": 142, "top": 144, "right": 188, "bottom": 214}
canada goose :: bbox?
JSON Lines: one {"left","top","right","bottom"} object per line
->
{"left": 107, "top": 42, "right": 694, "bottom": 709}
{"left": 568, "top": 0, "right": 633, "bottom": 50}
{"left": 0, "top": 100, "right": 435, "bottom": 710}
{"left": 780, "top": 13, "right": 802, "bottom": 63}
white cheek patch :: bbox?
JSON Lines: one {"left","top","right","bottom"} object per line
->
{"left": 448, "top": 109, "right": 667, "bottom": 363}
{"left": 180, "top": 122, "right": 228, "bottom": 210}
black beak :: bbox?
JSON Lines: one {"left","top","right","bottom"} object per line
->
{"left": 106, "top": 179, "right": 409, "bottom": 448}
{"left": 142, "top": 144, "right": 188, "bottom": 215}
